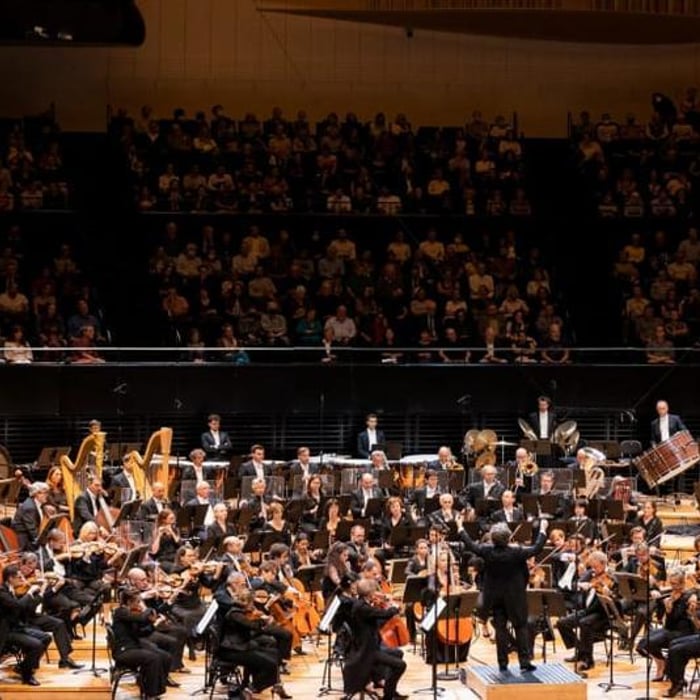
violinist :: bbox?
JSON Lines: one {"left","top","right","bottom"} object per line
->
{"left": 125, "top": 567, "right": 190, "bottom": 675}
{"left": 636, "top": 568, "right": 696, "bottom": 683}
{"left": 299, "top": 474, "right": 324, "bottom": 533}
{"left": 46, "top": 467, "right": 69, "bottom": 514}
{"left": 663, "top": 591, "right": 700, "bottom": 697}
{"left": 168, "top": 546, "right": 208, "bottom": 657}
{"left": 262, "top": 502, "right": 293, "bottom": 546}
{"left": 111, "top": 587, "right": 172, "bottom": 700}
{"left": 204, "top": 503, "right": 237, "bottom": 547}
{"left": 635, "top": 500, "right": 664, "bottom": 544}
{"left": 380, "top": 496, "right": 414, "bottom": 556}
{"left": 218, "top": 536, "right": 256, "bottom": 583}
{"left": 456, "top": 515, "right": 547, "bottom": 672}
{"left": 14, "top": 552, "right": 83, "bottom": 670}
{"left": 215, "top": 586, "right": 289, "bottom": 698}
{"left": 556, "top": 550, "right": 615, "bottom": 672}
{"left": 149, "top": 508, "right": 180, "bottom": 573}
{"left": 623, "top": 542, "right": 667, "bottom": 648}
{"left": 568, "top": 499, "right": 596, "bottom": 543}
{"left": 342, "top": 578, "right": 407, "bottom": 700}
{"left": 70, "top": 521, "right": 116, "bottom": 599}
{"left": 12, "top": 481, "right": 50, "bottom": 551}
{"left": 610, "top": 525, "right": 648, "bottom": 569}
{"left": 0, "top": 563, "right": 52, "bottom": 686}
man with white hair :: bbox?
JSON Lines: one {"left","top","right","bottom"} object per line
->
{"left": 12, "top": 481, "right": 49, "bottom": 550}
{"left": 651, "top": 399, "right": 688, "bottom": 446}
{"left": 466, "top": 464, "right": 505, "bottom": 508}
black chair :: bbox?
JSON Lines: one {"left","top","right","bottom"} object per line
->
{"left": 105, "top": 623, "right": 144, "bottom": 700}
{"left": 0, "top": 641, "right": 25, "bottom": 678}
{"left": 620, "top": 440, "right": 643, "bottom": 458}
{"left": 204, "top": 623, "right": 245, "bottom": 700}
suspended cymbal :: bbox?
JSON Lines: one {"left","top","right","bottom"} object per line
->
{"left": 518, "top": 418, "right": 538, "bottom": 441}
{"left": 493, "top": 440, "right": 517, "bottom": 447}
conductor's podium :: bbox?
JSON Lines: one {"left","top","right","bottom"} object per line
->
{"left": 465, "top": 663, "right": 586, "bottom": 700}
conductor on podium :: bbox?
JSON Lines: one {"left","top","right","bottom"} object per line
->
{"left": 456, "top": 514, "right": 548, "bottom": 672}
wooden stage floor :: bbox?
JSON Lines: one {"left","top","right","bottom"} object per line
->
{"left": 0, "top": 622, "right": 672, "bottom": 699}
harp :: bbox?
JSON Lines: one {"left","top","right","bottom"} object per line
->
{"left": 124, "top": 427, "right": 173, "bottom": 501}
{"left": 60, "top": 431, "right": 106, "bottom": 522}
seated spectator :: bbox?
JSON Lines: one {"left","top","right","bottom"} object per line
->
{"left": 376, "top": 187, "right": 402, "bottom": 215}
{"left": 650, "top": 270, "right": 676, "bottom": 304}
{"left": 667, "top": 252, "right": 697, "bottom": 287}
{"left": 296, "top": 308, "right": 323, "bottom": 346}
{"left": 665, "top": 308, "right": 690, "bottom": 345}
{"left": 324, "top": 305, "right": 356, "bottom": 346}
{"left": 242, "top": 226, "right": 270, "bottom": 261}
{"left": 625, "top": 284, "right": 650, "bottom": 322}
{"left": 20, "top": 181, "right": 44, "bottom": 210}
{"left": 418, "top": 228, "right": 444, "bottom": 265}
{"left": 509, "top": 188, "right": 531, "bottom": 216}
{"left": 469, "top": 262, "right": 495, "bottom": 301}
{"left": 231, "top": 240, "right": 258, "bottom": 278}
{"left": 53, "top": 243, "right": 79, "bottom": 278}
{"left": 162, "top": 286, "right": 189, "bottom": 322}
{"left": 260, "top": 302, "right": 289, "bottom": 346}
{"left": 175, "top": 243, "right": 202, "bottom": 279}
{"left": 328, "top": 229, "right": 356, "bottom": 262}
{"left": 186, "top": 327, "right": 206, "bottom": 363}
{"left": 598, "top": 192, "right": 619, "bottom": 218}
{"left": 327, "top": 188, "right": 351, "bottom": 213}
{"left": 318, "top": 248, "right": 345, "bottom": 279}
{"left": 646, "top": 324, "right": 675, "bottom": 364}
{"left": 486, "top": 190, "right": 506, "bottom": 216}
{"left": 438, "top": 327, "right": 470, "bottom": 363}
{"left": 477, "top": 325, "right": 507, "bottom": 364}
{"left": 623, "top": 191, "right": 645, "bottom": 217}
{"left": 541, "top": 323, "right": 571, "bottom": 364}
{"left": 70, "top": 325, "right": 105, "bottom": 364}
{"left": 67, "top": 298, "right": 101, "bottom": 339}
{"left": 511, "top": 329, "right": 538, "bottom": 363}
{"left": 504, "top": 309, "right": 528, "bottom": 343}
{"left": 594, "top": 113, "right": 620, "bottom": 143}
{"left": 499, "top": 285, "right": 529, "bottom": 319}
{"left": 379, "top": 327, "right": 403, "bottom": 364}
{"left": 4, "top": 325, "right": 32, "bottom": 364}
{"left": 414, "top": 329, "right": 437, "bottom": 363}
{"left": 248, "top": 266, "right": 277, "bottom": 301}
{"left": 321, "top": 327, "right": 337, "bottom": 364}
{"left": 0, "top": 282, "right": 29, "bottom": 325}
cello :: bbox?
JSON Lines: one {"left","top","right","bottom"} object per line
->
{"left": 375, "top": 578, "right": 411, "bottom": 648}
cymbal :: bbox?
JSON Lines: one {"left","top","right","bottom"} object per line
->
{"left": 518, "top": 418, "right": 538, "bottom": 441}
{"left": 553, "top": 420, "right": 578, "bottom": 443}
{"left": 493, "top": 440, "right": 517, "bottom": 447}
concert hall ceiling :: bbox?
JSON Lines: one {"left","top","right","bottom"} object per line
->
{"left": 257, "top": 0, "right": 700, "bottom": 44}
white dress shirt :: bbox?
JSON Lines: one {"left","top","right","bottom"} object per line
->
{"left": 367, "top": 428, "right": 377, "bottom": 448}
{"left": 538, "top": 411, "right": 550, "bottom": 439}
{"left": 659, "top": 415, "right": 670, "bottom": 442}
{"left": 253, "top": 461, "right": 265, "bottom": 479}
{"left": 210, "top": 430, "right": 220, "bottom": 447}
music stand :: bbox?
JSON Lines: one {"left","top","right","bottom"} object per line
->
{"left": 389, "top": 526, "right": 428, "bottom": 551}
{"left": 335, "top": 519, "right": 369, "bottom": 542}
{"left": 597, "top": 593, "right": 631, "bottom": 692}
{"left": 364, "top": 498, "right": 384, "bottom": 520}
{"left": 260, "top": 531, "right": 286, "bottom": 552}
{"left": 38, "top": 513, "right": 69, "bottom": 543}
{"left": 424, "top": 496, "right": 440, "bottom": 516}
{"left": 283, "top": 498, "right": 304, "bottom": 525}
{"left": 374, "top": 470, "right": 394, "bottom": 492}
{"left": 388, "top": 559, "right": 409, "bottom": 584}
{"left": 475, "top": 498, "right": 500, "bottom": 520}
{"left": 119, "top": 544, "right": 148, "bottom": 578}
{"left": 527, "top": 589, "right": 565, "bottom": 663}
{"left": 508, "top": 522, "right": 533, "bottom": 543}
{"left": 604, "top": 499, "right": 625, "bottom": 521}
{"left": 113, "top": 499, "right": 143, "bottom": 527}
{"left": 318, "top": 594, "right": 346, "bottom": 696}
{"left": 242, "top": 531, "right": 263, "bottom": 555}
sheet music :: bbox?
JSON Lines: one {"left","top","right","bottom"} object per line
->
{"left": 195, "top": 599, "right": 219, "bottom": 636}
{"left": 420, "top": 597, "right": 447, "bottom": 633}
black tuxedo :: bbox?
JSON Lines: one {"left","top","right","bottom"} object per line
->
{"left": 238, "top": 460, "right": 273, "bottom": 480}
{"left": 201, "top": 429, "right": 232, "bottom": 456}
{"left": 181, "top": 464, "right": 215, "bottom": 483}
{"left": 490, "top": 507, "right": 524, "bottom": 525}
{"left": 650, "top": 414, "right": 687, "bottom": 445}
{"left": 350, "top": 487, "right": 384, "bottom": 519}
{"left": 289, "top": 461, "right": 320, "bottom": 478}
{"left": 528, "top": 411, "right": 557, "bottom": 440}
{"left": 357, "top": 429, "right": 386, "bottom": 458}
{"left": 72, "top": 491, "right": 100, "bottom": 536}
{"left": 12, "top": 497, "right": 42, "bottom": 550}
{"left": 342, "top": 597, "right": 406, "bottom": 697}
{"left": 467, "top": 481, "right": 505, "bottom": 508}
{"left": 138, "top": 497, "right": 172, "bottom": 521}
{"left": 458, "top": 527, "right": 546, "bottom": 668}
{"left": 111, "top": 471, "right": 140, "bottom": 501}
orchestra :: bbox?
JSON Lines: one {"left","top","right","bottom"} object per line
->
{"left": 0, "top": 404, "right": 698, "bottom": 700}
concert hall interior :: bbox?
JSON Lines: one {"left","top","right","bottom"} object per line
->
{"left": 4, "top": 2, "right": 700, "bottom": 699}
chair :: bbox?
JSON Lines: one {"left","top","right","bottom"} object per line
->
{"left": 620, "top": 440, "right": 643, "bottom": 458}
{"left": 105, "top": 623, "right": 144, "bottom": 700}
{"left": 204, "top": 623, "right": 245, "bottom": 700}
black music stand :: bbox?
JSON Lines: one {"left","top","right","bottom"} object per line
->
{"left": 242, "top": 531, "right": 263, "bottom": 555}
{"left": 527, "top": 589, "right": 565, "bottom": 663}
{"left": 335, "top": 518, "right": 370, "bottom": 542}
{"left": 389, "top": 558, "right": 409, "bottom": 584}
{"left": 597, "top": 593, "right": 631, "bottom": 692}
{"left": 508, "top": 522, "right": 533, "bottom": 543}
{"left": 415, "top": 580, "right": 446, "bottom": 699}
{"left": 74, "top": 588, "right": 108, "bottom": 678}
{"left": 375, "top": 471, "right": 394, "bottom": 492}
{"left": 423, "top": 496, "right": 441, "bottom": 517}
{"left": 318, "top": 594, "right": 346, "bottom": 696}
{"left": 603, "top": 499, "right": 625, "bottom": 521}
{"left": 113, "top": 499, "right": 143, "bottom": 526}
{"left": 283, "top": 498, "right": 304, "bottom": 526}
{"left": 118, "top": 544, "right": 148, "bottom": 578}
{"left": 389, "top": 526, "right": 428, "bottom": 551}
{"left": 37, "top": 513, "right": 69, "bottom": 544}
{"left": 176, "top": 504, "right": 209, "bottom": 533}
{"left": 260, "top": 531, "right": 286, "bottom": 553}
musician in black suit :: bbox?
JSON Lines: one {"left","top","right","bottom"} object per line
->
{"left": 350, "top": 472, "right": 384, "bottom": 519}
{"left": 466, "top": 465, "right": 505, "bottom": 509}
{"left": 182, "top": 448, "right": 215, "bottom": 483}
{"left": 238, "top": 444, "right": 273, "bottom": 480}
{"left": 456, "top": 514, "right": 548, "bottom": 672}
{"left": 651, "top": 399, "right": 688, "bottom": 446}
{"left": 0, "top": 564, "right": 51, "bottom": 685}
{"left": 111, "top": 455, "right": 141, "bottom": 501}
{"left": 490, "top": 489, "right": 524, "bottom": 525}
{"left": 111, "top": 588, "right": 172, "bottom": 699}
{"left": 72, "top": 475, "right": 109, "bottom": 537}
{"left": 357, "top": 413, "right": 386, "bottom": 459}
{"left": 411, "top": 470, "right": 443, "bottom": 517}
{"left": 138, "top": 482, "right": 172, "bottom": 521}
{"left": 12, "top": 482, "right": 49, "bottom": 551}
{"left": 427, "top": 445, "right": 458, "bottom": 471}
{"left": 528, "top": 395, "right": 557, "bottom": 440}
{"left": 200, "top": 413, "right": 233, "bottom": 457}
{"left": 289, "top": 445, "right": 319, "bottom": 483}
{"left": 342, "top": 578, "right": 407, "bottom": 700}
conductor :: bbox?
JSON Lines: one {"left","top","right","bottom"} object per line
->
{"left": 651, "top": 400, "right": 688, "bottom": 446}
{"left": 456, "top": 513, "right": 548, "bottom": 673}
